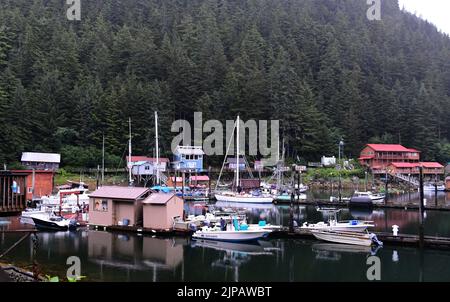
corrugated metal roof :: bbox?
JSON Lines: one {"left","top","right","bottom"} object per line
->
{"left": 366, "top": 144, "right": 413, "bottom": 152}
{"left": 420, "top": 162, "right": 444, "bottom": 168}
{"left": 390, "top": 162, "right": 418, "bottom": 168}
{"left": 143, "top": 193, "right": 179, "bottom": 205}
{"left": 21, "top": 152, "right": 61, "bottom": 163}
{"left": 89, "top": 186, "right": 149, "bottom": 200}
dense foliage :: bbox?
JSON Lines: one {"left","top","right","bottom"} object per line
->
{"left": 1, "top": 0, "right": 450, "bottom": 168}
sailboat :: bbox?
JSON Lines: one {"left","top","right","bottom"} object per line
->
{"left": 214, "top": 116, "right": 274, "bottom": 204}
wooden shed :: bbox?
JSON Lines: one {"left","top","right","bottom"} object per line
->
{"left": 143, "top": 193, "right": 183, "bottom": 231}
{"left": 88, "top": 186, "right": 151, "bottom": 227}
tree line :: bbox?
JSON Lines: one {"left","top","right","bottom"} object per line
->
{"left": 1, "top": 0, "right": 450, "bottom": 169}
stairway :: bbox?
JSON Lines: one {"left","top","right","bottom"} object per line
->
{"left": 389, "top": 172, "right": 419, "bottom": 187}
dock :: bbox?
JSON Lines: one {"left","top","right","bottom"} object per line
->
{"left": 86, "top": 223, "right": 450, "bottom": 251}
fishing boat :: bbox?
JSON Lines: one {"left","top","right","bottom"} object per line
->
{"left": 301, "top": 220, "right": 374, "bottom": 232}
{"left": 352, "top": 191, "right": 385, "bottom": 203}
{"left": 214, "top": 116, "right": 274, "bottom": 204}
{"left": 301, "top": 208, "right": 374, "bottom": 232}
{"left": 31, "top": 213, "right": 79, "bottom": 231}
{"left": 192, "top": 228, "right": 272, "bottom": 242}
{"left": 192, "top": 218, "right": 272, "bottom": 242}
{"left": 310, "top": 230, "right": 383, "bottom": 247}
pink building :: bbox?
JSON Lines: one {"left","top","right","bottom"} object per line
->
{"left": 143, "top": 193, "right": 183, "bottom": 231}
{"left": 88, "top": 186, "right": 151, "bottom": 227}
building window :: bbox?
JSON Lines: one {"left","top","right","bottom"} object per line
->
{"left": 27, "top": 187, "right": 33, "bottom": 193}
{"left": 95, "top": 199, "right": 108, "bottom": 212}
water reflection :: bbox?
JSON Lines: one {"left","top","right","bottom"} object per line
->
{"left": 312, "top": 243, "right": 382, "bottom": 262}
{"left": 192, "top": 239, "right": 276, "bottom": 282}
{"left": 88, "top": 231, "right": 185, "bottom": 281}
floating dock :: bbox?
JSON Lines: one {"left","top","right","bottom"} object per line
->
{"left": 85, "top": 224, "right": 450, "bottom": 251}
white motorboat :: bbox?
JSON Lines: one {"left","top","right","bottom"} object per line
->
{"left": 310, "top": 230, "right": 383, "bottom": 247}
{"left": 301, "top": 220, "right": 374, "bottom": 232}
{"left": 301, "top": 208, "right": 374, "bottom": 232}
{"left": 422, "top": 184, "right": 446, "bottom": 192}
{"left": 353, "top": 191, "right": 385, "bottom": 203}
{"left": 30, "top": 212, "right": 79, "bottom": 231}
{"left": 192, "top": 218, "right": 272, "bottom": 242}
{"left": 21, "top": 209, "right": 49, "bottom": 225}
{"left": 192, "top": 227, "right": 272, "bottom": 242}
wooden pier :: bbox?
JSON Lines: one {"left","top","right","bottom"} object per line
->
{"left": 0, "top": 171, "right": 27, "bottom": 215}
{"left": 86, "top": 223, "right": 450, "bottom": 251}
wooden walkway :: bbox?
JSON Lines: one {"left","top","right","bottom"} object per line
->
{"left": 88, "top": 223, "right": 450, "bottom": 251}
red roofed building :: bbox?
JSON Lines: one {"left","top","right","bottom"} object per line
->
{"left": 359, "top": 144, "right": 444, "bottom": 176}
{"left": 388, "top": 162, "right": 444, "bottom": 175}
{"left": 359, "top": 144, "right": 421, "bottom": 174}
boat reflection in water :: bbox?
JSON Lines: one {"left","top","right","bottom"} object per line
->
{"left": 312, "top": 243, "right": 382, "bottom": 261}
{"left": 191, "top": 239, "right": 277, "bottom": 282}
{"left": 88, "top": 231, "right": 186, "bottom": 281}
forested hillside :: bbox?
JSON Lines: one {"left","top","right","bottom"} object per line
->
{"left": 1, "top": 0, "right": 450, "bottom": 168}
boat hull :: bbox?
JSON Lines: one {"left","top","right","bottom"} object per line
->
{"left": 215, "top": 194, "right": 273, "bottom": 204}
{"left": 301, "top": 225, "right": 371, "bottom": 233}
{"left": 310, "top": 230, "right": 374, "bottom": 246}
{"left": 192, "top": 230, "right": 271, "bottom": 242}
{"left": 31, "top": 217, "right": 69, "bottom": 231}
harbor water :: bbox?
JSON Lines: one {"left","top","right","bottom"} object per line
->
{"left": 1, "top": 190, "right": 450, "bottom": 282}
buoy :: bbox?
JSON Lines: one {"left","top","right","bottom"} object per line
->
{"left": 392, "top": 225, "right": 399, "bottom": 236}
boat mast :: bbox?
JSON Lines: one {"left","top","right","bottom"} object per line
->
{"left": 128, "top": 117, "right": 133, "bottom": 186}
{"left": 236, "top": 116, "right": 240, "bottom": 191}
{"left": 155, "top": 111, "right": 160, "bottom": 185}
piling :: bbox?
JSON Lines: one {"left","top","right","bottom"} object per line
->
{"left": 419, "top": 166, "right": 425, "bottom": 248}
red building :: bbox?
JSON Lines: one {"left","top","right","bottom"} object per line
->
{"left": 359, "top": 144, "right": 444, "bottom": 176}
{"left": 387, "top": 162, "right": 444, "bottom": 175}
{"left": 11, "top": 170, "right": 54, "bottom": 201}
{"left": 359, "top": 144, "right": 420, "bottom": 174}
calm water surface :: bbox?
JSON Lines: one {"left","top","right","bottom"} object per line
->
{"left": 1, "top": 191, "right": 450, "bottom": 282}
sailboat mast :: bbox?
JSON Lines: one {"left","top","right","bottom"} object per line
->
{"left": 236, "top": 116, "right": 240, "bottom": 190}
{"left": 155, "top": 111, "right": 160, "bottom": 185}
{"left": 128, "top": 117, "right": 133, "bottom": 186}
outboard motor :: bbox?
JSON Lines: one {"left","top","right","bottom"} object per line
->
{"left": 68, "top": 219, "right": 79, "bottom": 231}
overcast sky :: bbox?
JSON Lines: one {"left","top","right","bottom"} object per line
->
{"left": 398, "top": 0, "right": 450, "bottom": 35}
